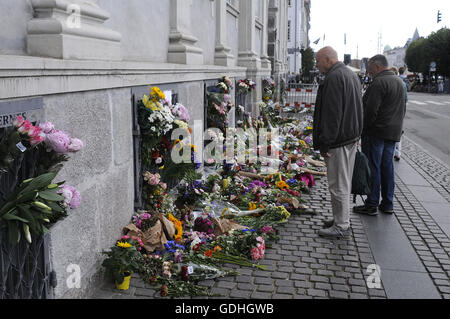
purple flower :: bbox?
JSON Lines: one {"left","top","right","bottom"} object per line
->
{"left": 174, "top": 250, "right": 183, "bottom": 263}
{"left": 58, "top": 185, "right": 82, "bottom": 209}
{"left": 45, "top": 130, "right": 71, "bottom": 153}
{"left": 299, "top": 173, "right": 315, "bottom": 188}
{"left": 248, "top": 180, "right": 267, "bottom": 191}
{"left": 39, "top": 122, "right": 55, "bottom": 134}
{"left": 172, "top": 103, "right": 190, "bottom": 123}
{"left": 69, "top": 190, "right": 82, "bottom": 209}
{"left": 136, "top": 219, "right": 142, "bottom": 229}
{"left": 261, "top": 226, "right": 275, "bottom": 234}
{"left": 68, "top": 138, "right": 84, "bottom": 152}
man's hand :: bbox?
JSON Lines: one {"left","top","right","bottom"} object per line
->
{"left": 321, "top": 152, "right": 332, "bottom": 158}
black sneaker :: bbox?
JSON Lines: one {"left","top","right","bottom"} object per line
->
{"left": 394, "top": 156, "right": 400, "bottom": 161}
{"left": 353, "top": 205, "right": 378, "bottom": 216}
{"left": 378, "top": 205, "right": 394, "bottom": 214}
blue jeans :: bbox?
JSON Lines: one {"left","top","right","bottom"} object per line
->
{"left": 361, "top": 135, "right": 396, "bottom": 210}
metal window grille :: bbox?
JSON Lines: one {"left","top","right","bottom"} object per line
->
{"left": 0, "top": 98, "right": 54, "bottom": 298}
{"left": 234, "top": 80, "right": 248, "bottom": 123}
{"left": 131, "top": 85, "right": 179, "bottom": 210}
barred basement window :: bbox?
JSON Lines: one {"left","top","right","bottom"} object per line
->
{"left": 131, "top": 84, "right": 179, "bottom": 209}
{"left": 0, "top": 97, "right": 54, "bottom": 299}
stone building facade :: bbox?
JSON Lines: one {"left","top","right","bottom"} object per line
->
{"left": 287, "top": 0, "right": 310, "bottom": 75}
{"left": 0, "top": 0, "right": 289, "bottom": 298}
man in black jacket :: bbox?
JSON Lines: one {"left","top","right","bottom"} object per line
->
{"left": 313, "top": 47, "right": 363, "bottom": 239}
{"left": 354, "top": 55, "right": 406, "bottom": 216}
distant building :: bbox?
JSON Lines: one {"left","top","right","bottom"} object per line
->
{"left": 350, "top": 59, "right": 362, "bottom": 70}
{"left": 287, "top": 0, "right": 311, "bottom": 75}
{"left": 383, "top": 28, "right": 420, "bottom": 71}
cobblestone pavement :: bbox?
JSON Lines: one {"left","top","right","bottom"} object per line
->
{"left": 392, "top": 136, "right": 450, "bottom": 298}
{"left": 91, "top": 134, "right": 449, "bottom": 300}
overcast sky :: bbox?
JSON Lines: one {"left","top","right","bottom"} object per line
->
{"left": 309, "top": 0, "right": 450, "bottom": 61}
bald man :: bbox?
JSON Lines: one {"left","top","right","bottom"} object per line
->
{"left": 313, "top": 47, "right": 363, "bottom": 239}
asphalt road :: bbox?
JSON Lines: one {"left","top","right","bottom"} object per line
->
{"left": 403, "top": 92, "right": 450, "bottom": 167}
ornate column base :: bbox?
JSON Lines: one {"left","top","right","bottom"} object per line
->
{"left": 260, "top": 55, "right": 272, "bottom": 70}
{"left": 27, "top": 0, "right": 122, "bottom": 60}
{"left": 238, "top": 51, "right": 261, "bottom": 69}
{"left": 214, "top": 44, "right": 234, "bottom": 67}
{"left": 168, "top": 32, "right": 204, "bottom": 65}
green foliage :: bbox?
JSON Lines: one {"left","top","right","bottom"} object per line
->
{"left": 0, "top": 171, "right": 67, "bottom": 245}
{"left": 102, "top": 240, "right": 143, "bottom": 284}
{"left": 405, "top": 38, "right": 429, "bottom": 74}
{"left": 302, "top": 47, "right": 315, "bottom": 77}
{"left": 427, "top": 28, "right": 450, "bottom": 76}
{"left": 406, "top": 28, "right": 450, "bottom": 76}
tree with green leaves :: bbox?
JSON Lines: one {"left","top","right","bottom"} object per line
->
{"left": 406, "top": 27, "right": 450, "bottom": 76}
{"left": 302, "top": 47, "right": 315, "bottom": 82}
{"left": 426, "top": 28, "right": 450, "bottom": 76}
{"left": 405, "top": 38, "right": 428, "bottom": 74}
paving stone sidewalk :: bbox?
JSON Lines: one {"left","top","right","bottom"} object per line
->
{"left": 391, "top": 136, "right": 450, "bottom": 298}
{"left": 90, "top": 134, "right": 450, "bottom": 300}
{"left": 91, "top": 176, "right": 387, "bottom": 300}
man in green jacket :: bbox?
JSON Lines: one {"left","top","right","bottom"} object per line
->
{"left": 354, "top": 55, "right": 406, "bottom": 216}
{"left": 313, "top": 47, "right": 363, "bottom": 239}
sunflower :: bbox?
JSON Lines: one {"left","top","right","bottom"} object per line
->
{"left": 116, "top": 241, "right": 132, "bottom": 248}
{"left": 168, "top": 213, "right": 183, "bottom": 242}
{"left": 276, "top": 180, "right": 290, "bottom": 190}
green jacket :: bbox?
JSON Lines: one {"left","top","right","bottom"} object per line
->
{"left": 363, "top": 70, "right": 406, "bottom": 142}
{"left": 313, "top": 62, "right": 363, "bottom": 153}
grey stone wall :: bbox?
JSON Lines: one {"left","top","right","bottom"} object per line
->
{"left": 190, "top": 0, "right": 216, "bottom": 66}
{"left": 42, "top": 88, "right": 135, "bottom": 298}
{"left": 38, "top": 78, "right": 218, "bottom": 298}
{"left": 100, "top": 0, "right": 170, "bottom": 62}
{"left": 227, "top": 11, "right": 239, "bottom": 67}
{"left": 0, "top": 0, "right": 33, "bottom": 55}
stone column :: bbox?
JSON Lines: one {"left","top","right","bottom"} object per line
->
{"left": 27, "top": 0, "right": 122, "bottom": 60}
{"left": 278, "top": 0, "right": 288, "bottom": 76}
{"left": 237, "top": 0, "right": 260, "bottom": 69}
{"left": 168, "top": 0, "right": 204, "bottom": 65}
{"left": 268, "top": 0, "right": 282, "bottom": 77}
{"left": 260, "top": 0, "right": 271, "bottom": 70}
{"left": 214, "top": 0, "right": 234, "bottom": 66}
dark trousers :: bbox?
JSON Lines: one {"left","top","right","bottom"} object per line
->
{"left": 361, "top": 134, "right": 396, "bottom": 210}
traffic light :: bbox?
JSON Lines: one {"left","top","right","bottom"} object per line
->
{"left": 437, "top": 10, "right": 442, "bottom": 23}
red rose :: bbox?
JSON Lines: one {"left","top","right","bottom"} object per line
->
{"left": 161, "top": 285, "right": 168, "bottom": 297}
{"left": 181, "top": 266, "right": 189, "bottom": 281}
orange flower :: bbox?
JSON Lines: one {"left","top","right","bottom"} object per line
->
{"left": 168, "top": 213, "right": 183, "bottom": 242}
{"left": 276, "top": 181, "right": 290, "bottom": 190}
{"left": 213, "top": 246, "right": 222, "bottom": 253}
{"left": 205, "top": 250, "right": 213, "bottom": 258}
